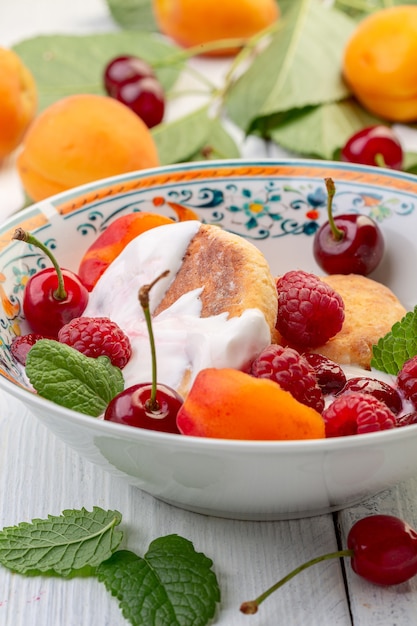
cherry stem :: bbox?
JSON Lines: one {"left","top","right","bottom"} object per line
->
{"left": 138, "top": 270, "right": 170, "bottom": 412}
{"left": 374, "top": 152, "right": 387, "bottom": 168}
{"left": 240, "top": 548, "right": 353, "bottom": 615}
{"left": 152, "top": 21, "right": 281, "bottom": 69}
{"left": 12, "top": 228, "right": 67, "bottom": 300}
{"left": 324, "top": 177, "right": 344, "bottom": 242}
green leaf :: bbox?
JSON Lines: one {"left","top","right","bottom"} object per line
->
{"left": 334, "top": 0, "right": 417, "bottom": 20}
{"left": 26, "top": 339, "right": 124, "bottom": 417}
{"left": 371, "top": 306, "right": 417, "bottom": 375}
{"left": 152, "top": 106, "right": 240, "bottom": 164}
{"left": 268, "top": 99, "right": 381, "bottom": 159}
{"left": 104, "top": 0, "right": 158, "bottom": 31}
{"left": 0, "top": 508, "right": 123, "bottom": 576}
{"left": 97, "top": 535, "right": 220, "bottom": 626}
{"left": 12, "top": 32, "right": 182, "bottom": 111}
{"left": 403, "top": 151, "right": 417, "bottom": 174}
{"left": 224, "top": 0, "right": 356, "bottom": 133}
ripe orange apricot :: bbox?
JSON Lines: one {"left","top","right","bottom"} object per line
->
{"left": 78, "top": 212, "right": 175, "bottom": 290}
{"left": 152, "top": 0, "right": 280, "bottom": 56}
{"left": 17, "top": 94, "right": 160, "bottom": 202}
{"left": 343, "top": 6, "right": 417, "bottom": 122}
{"left": 0, "top": 47, "right": 37, "bottom": 160}
{"left": 177, "top": 368, "right": 325, "bottom": 440}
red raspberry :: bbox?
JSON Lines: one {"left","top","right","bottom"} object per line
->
{"left": 276, "top": 270, "right": 345, "bottom": 348}
{"left": 323, "top": 392, "right": 397, "bottom": 437}
{"left": 11, "top": 333, "right": 44, "bottom": 365}
{"left": 397, "top": 355, "right": 417, "bottom": 408}
{"left": 58, "top": 316, "right": 132, "bottom": 369}
{"left": 251, "top": 344, "right": 325, "bottom": 413}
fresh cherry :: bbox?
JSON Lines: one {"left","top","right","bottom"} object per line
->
{"left": 115, "top": 77, "right": 165, "bottom": 128}
{"left": 240, "top": 514, "right": 417, "bottom": 615}
{"left": 341, "top": 125, "right": 404, "bottom": 170}
{"left": 104, "top": 270, "right": 183, "bottom": 432}
{"left": 104, "top": 382, "right": 182, "bottom": 433}
{"left": 337, "top": 376, "right": 403, "bottom": 415}
{"left": 12, "top": 228, "right": 89, "bottom": 338}
{"left": 303, "top": 353, "right": 346, "bottom": 395}
{"left": 103, "top": 55, "right": 165, "bottom": 128}
{"left": 313, "top": 177, "right": 385, "bottom": 275}
{"left": 104, "top": 55, "right": 155, "bottom": 96}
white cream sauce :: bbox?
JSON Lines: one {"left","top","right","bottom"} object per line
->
{"left": 84, "top": 221, "right": 271, "bottom": 393}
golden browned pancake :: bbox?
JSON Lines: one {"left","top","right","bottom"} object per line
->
{"left": 154, "top": 223, "right": 278, "bottom": 337}
{"left": 309, "top": 274, "right": 407, "bottom": 369}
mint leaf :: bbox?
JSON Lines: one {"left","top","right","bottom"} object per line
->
{"left": 97, "top": 535, "right": 220, "bottom": 626}
{"left": 25, "top": 339, "right": 124, "bottom": 416}
{"left": 371, "top": 306, "right": 417, "bottom": 375}
{"left": 0, "top": 507, "right": 123, "bottom": 576}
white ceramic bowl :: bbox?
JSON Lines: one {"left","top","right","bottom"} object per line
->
{"left": 1, "top": 159, "right": 417, "bottom": 521}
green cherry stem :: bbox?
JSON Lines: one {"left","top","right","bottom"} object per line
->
{"left": 138, "top": 270, "right": 170, "bottom": 412}
{"left": 374, "top": 152, "right": 387, "bottom": 168}
{"left": 324, "top": 177, "right": 344, "bottom": 242}
{"left": 152, "top": 21, "right": 281, "bottom": 70}
{"left": 12, "top": 227, "right": 67, "bottom": 300}
{"left": 240, "top": 548, "right": 353, "bottom": 615}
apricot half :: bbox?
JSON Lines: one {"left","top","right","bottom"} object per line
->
{"left": 177, "top": 368, "right": 325, "bottom": 440}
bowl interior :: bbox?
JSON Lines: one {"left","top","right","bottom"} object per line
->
{"left": 1, "top": 158, "right": 416, "bottom": 393}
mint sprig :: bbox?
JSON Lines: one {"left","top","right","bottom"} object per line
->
{"left": 98, "top": 536, "right": 220, "bottom": 626}
{"left": 0, "top": 509, "right": 221, "bottom": 626}
{"left": 0, "top": 507, "right": 123, "bottom": 576}
{"left": 25, "top": 339, "right": 124, "bottom": 416}
{"left": 371, "top": 305, "right": 417, "bottom": 375}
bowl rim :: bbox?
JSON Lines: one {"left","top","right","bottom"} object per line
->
{"left": 34, "top": 156, "right": 417, "bottom": 206}
{"left": 2, "top": 156, "right": 417, "bottom": 450}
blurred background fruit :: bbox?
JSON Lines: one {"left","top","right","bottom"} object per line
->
{"left": 152, "top": 0, "right": 280, "bottom": 56}
{"left": 0, "top": 47, "right": 37, "bottom": 161}
{"left": 17, "top": 93, "right": 160, "bottom": 202}
{"left": 343, "top": 5, "right": 417, "bottom": 122}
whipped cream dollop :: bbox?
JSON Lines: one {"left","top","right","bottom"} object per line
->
{"left": 83, "top": 220, "right": 271, "bottom": 393}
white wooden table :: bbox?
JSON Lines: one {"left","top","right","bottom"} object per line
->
{"left": 2, "top": 2, "right": 417, "bottom": 624}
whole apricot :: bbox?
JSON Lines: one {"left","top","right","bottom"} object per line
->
{"left": 0, "top": 47, "right": 37, "bottom": 160}
{"left": 343, "top": 6, "right": 417, "bottom": 122}
{"left": 17, "top": 94, "right": 160, "bottom": 202}
{"left": 152, "top": 0, "right": 280, "bottom": 56}
{"left": 177, "top": 368, "right": 325, "bottom": 440}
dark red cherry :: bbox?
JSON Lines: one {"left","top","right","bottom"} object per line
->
{"left": 104, "top": 382, "right": 183, "bottom": 433}
{"left": 23, "top": 268, "right": 89, "bottom": 337}
{"left": 313, "top": 213, "right": 385, "bottom": 275}
{"left": 303, "top": 353, "right": 346, "bottom": 395}
{"left": 348, "top": 515, "right": 417, "bottom": 586}
{"left": 13, "top": 228, "right": 88, "bottom": 338}
{"left": 115, "top": 77, "right": 165, "bottom": 128}
{"left": 338, "top": 376, "right": 403, "bottom": 415}
{"left": 341, "top": 125, "right": 403, "bottom": 170}
{"left": 104, "top": 55, "right": 155, "bottom": 97}
{"left": 240, "top": 514, "right": 417, "bottom": 615}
